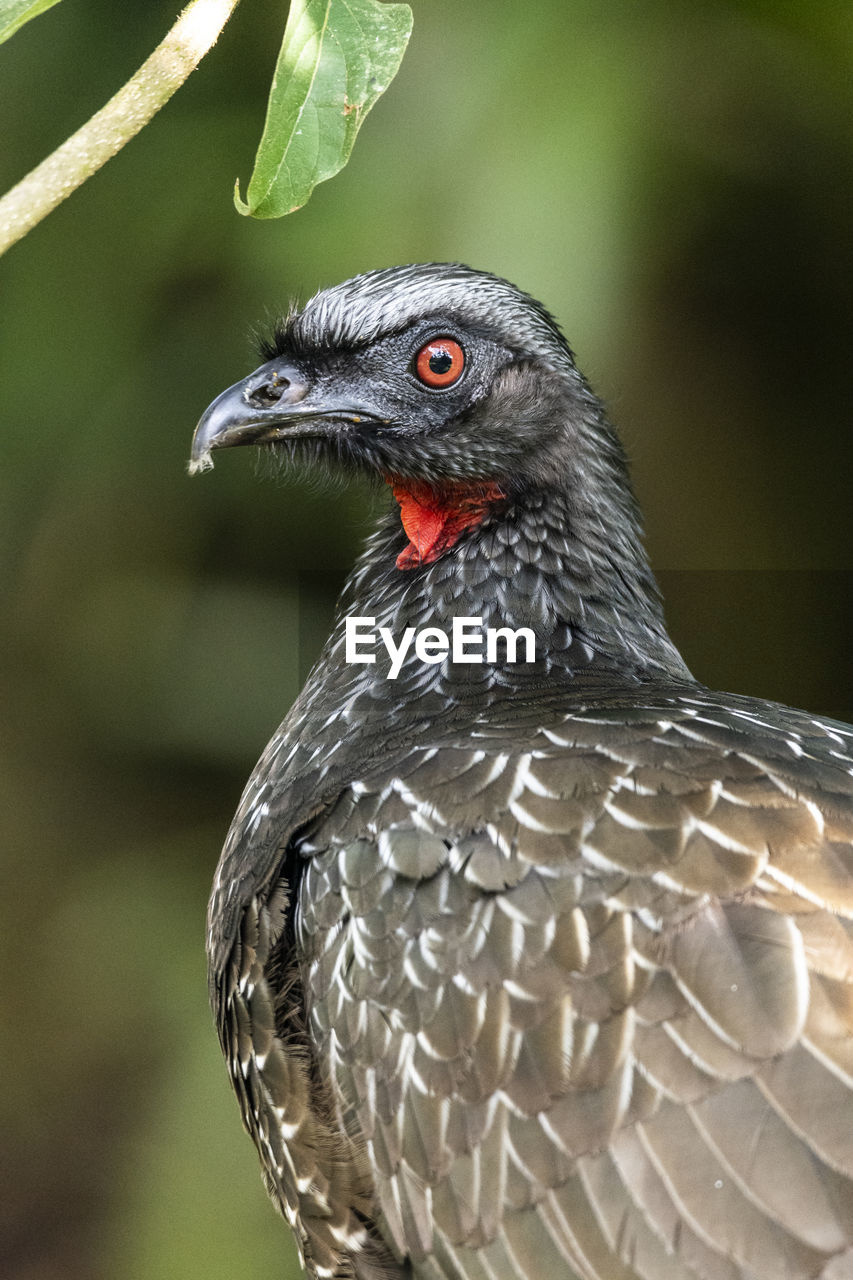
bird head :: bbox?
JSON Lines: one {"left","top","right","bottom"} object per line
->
{"left": 190, "top": 263, "right": 612, "bottom": 490}
{"left": 191, "top": 263, "right": 681, "bottom": 670}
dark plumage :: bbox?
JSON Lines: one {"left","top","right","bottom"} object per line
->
{"left": 191, "top": 264, "right": 853, "bottom": 1280}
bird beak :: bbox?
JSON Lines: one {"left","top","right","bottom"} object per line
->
{"left": 189, "top": 357, "right": 379, "bottom": 474}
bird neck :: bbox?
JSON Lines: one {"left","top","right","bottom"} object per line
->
{"left": 330, "top": 478, "right": 692, "bottom": 693}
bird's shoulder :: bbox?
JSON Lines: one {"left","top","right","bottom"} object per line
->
{"left": 209, "top": 679, "right": 853, "bottom": 985}
{"left": 304, "top": 680, "right": 853, "bottom": 890}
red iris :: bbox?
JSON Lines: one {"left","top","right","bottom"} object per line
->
{"left": 414, "top": 338, "right": 465, "bottom": 388}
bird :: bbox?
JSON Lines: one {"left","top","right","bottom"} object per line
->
{"left": 190, "top": 263, "right": 853, "bottom": 1280}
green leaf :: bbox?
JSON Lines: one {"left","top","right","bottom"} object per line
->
{"left": 0, "top": 0, "right": 61, "bottom": 46}
{"left": 235, "top": 0, "right": 413, "bottom": 218}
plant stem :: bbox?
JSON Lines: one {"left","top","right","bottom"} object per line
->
{"left": 0, "top": 0, "right": 241, "bottom": 258}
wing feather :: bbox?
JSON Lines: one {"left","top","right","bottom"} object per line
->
{"left": 220, "top": 691, "right": 853, "bottom": 1277}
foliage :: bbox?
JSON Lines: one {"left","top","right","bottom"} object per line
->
{"left": 0, "top": 0, "right": 61, "bottom": 47}
{"left": 0, "top": 0, "right": 412, "bottom": 253}
{"left": 236, "top": 0, "right": 413, "bottom": 216}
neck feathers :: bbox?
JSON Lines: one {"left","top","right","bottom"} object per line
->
{"left": 340, "top": 480, "right": 691, "bottom": 686}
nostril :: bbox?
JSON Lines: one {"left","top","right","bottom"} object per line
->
{"left": 248, "top": 376, "right": 289, "bottom": 409}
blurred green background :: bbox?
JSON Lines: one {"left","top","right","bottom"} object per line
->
{"left": 1, "top": 2, "right": 851, "bottom": 1277}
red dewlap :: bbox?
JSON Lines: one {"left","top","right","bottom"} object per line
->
{"left": 389, "top": 479, "right": 505, "bottom": 569}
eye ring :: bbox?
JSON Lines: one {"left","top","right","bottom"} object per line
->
{"left": 414, "top": 337, "right": 465, "bottom": 389}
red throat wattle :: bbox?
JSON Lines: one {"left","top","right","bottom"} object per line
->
{"left": 389, "top": 479, "right": 506, "bottom": 570}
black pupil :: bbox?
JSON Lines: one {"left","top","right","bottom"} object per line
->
{"left": 428, "top": 348, "right": 454, "bottom": 375}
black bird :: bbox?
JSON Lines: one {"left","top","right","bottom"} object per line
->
{"left": 191, "top": 264, "right": 853, "bottom": 1280}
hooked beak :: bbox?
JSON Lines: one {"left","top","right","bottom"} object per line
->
{"left": 189, "top": 357, "right": 379, "bottom": 473}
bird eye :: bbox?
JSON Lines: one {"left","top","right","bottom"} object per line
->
{"left": 414, "top": 338, "right": 465, "bottom": 388}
